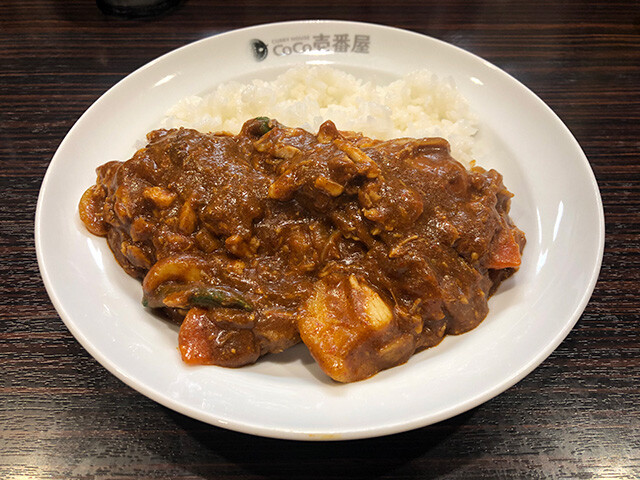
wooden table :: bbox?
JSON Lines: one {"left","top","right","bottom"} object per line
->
{"left": 2, "top": 1, "right": 639, "bottom": 478}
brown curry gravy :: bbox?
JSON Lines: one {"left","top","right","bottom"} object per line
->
{"left": 79, "top": 118, "right": 524, "bottom": 382}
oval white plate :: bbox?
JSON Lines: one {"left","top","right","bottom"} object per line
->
{"left": 35, "top": 21, "right": 604, "bottom": 440}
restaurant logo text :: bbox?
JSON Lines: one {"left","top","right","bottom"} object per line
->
{"left": 251, "top": 34, "right": 371, "bottom": 61}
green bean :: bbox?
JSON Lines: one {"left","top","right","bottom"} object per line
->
{"left": 142, "top": 284, "right": 253, "bottom": 311}
{"left": 254, "top": 116, "right": 272, "bottom": 136}
{"left": 189, "top": 286, "right": 253, "bottom": 311}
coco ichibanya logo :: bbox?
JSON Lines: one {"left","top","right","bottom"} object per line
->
{"left": 251, "top": 33, "right": 371, "bottom": 62}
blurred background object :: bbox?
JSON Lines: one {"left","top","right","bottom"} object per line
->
{"left": 96, "top": 0, "right": 182, "bottom": 17}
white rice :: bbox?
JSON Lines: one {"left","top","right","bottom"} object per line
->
{"left": 162, "top": 65, "right": 478, "bottom": 164}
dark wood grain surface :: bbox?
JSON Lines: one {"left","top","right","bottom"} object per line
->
{"left": 1, "top": 0, "right": 639, "bottom": 478}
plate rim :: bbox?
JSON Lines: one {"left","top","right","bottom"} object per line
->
{"left": 34, "top": 19, "right": 605, "bottom": 441}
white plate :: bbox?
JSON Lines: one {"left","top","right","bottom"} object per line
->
{"left": 35, "top": 20, "right": 604, "bottom": 440}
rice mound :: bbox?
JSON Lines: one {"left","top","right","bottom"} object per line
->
{"left": 162, "top": 65, "right": 478, "bottom": 164}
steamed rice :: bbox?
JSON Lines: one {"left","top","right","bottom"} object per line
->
{"left": 162, "top": 65, "right": 478, "bottom": 164}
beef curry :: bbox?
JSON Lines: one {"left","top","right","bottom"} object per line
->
{"left": 79, "top": 117, "right": 525, "bottom": 382}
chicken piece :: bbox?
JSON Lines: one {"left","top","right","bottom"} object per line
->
{"left": 141, "top": 254, "right": 252, "bottom": 311}
{"left": 143, "top": 254, "right": 301, "bottom": 363}
{"left": 298, "top": 274, "right": 415, "bottom": 382}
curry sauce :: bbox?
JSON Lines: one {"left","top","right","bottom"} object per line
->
{"left": 79, "top": 118, "right": 524, "bottom": 382}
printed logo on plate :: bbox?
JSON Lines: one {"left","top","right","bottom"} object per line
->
{"left": 251, "top": 33, "right": 372, "bottom": 62}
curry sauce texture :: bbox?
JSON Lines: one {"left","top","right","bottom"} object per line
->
{"left": 79, "top": 118, "right": 525, "bottom": 382}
